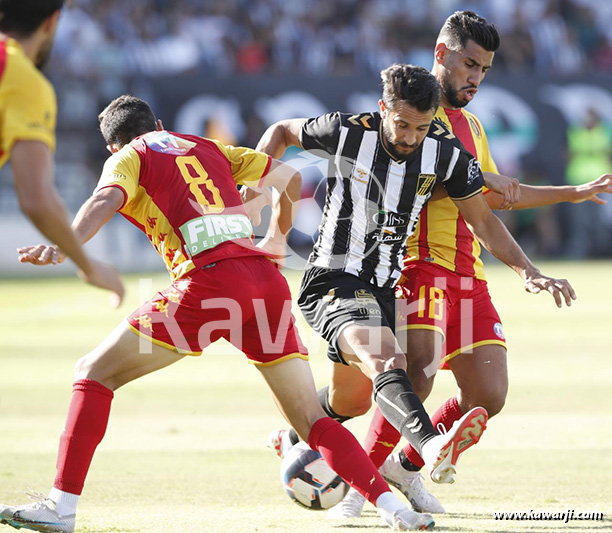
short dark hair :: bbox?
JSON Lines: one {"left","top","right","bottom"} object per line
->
{"left": 438, "top": 11, "right": 500, "bottom": 52}
{"left": 98, "top": 95, "right": 157, "bottom": 147}
{"left": 0, "top": 0, "right": 65, "bottom": 37}
{"left": 381, "top": 64, "right": 441, "bottom": 113}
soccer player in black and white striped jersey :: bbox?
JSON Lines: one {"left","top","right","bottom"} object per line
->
{"left": 254, "top": 64, "right": 574, "bottom": 488}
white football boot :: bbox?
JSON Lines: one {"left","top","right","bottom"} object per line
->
{"left": 327, "top": 487, "right": 367, "bottom": 519}
{"left": 265, "top": 428, "right": 298, "bottom": 459}
{"left": 380, "top": 454, "right": 445, "bottom": 513}
{"left": 422, "top": 406, "right": 488, "bottom": 484}
{"left": 378, "top": 507, "right": 435, "bottom": 531}
{"left": 0, "top": 492, "right": 75, "bottom": 533}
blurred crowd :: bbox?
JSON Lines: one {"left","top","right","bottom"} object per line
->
{"left": 51, "top": 0, "right": 612, "bottom": 79}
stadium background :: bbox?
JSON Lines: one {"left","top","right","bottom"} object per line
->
{"left": 1, "top": 0, "right": 611, "bottom": 273}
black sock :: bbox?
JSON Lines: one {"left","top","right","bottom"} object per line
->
{"left": 398, "top": 449, "right": 422, "bottom": 472}
{"left": 372, "top": 369, "right": 436, "bottom": 455}
{"left": 317, "top": 386, "right": 353, "bottom": 424}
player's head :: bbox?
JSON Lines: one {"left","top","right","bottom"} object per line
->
{"left": 0, "top": 0, "right": 66, "bottom": 68}
{"left": 378, "top": 64, "right": 440, "bottom": 160}
{"left": 99, "top": 95, "right": 157, "bottom": 149}
{"left": 433, "top": 11, "right": 500, "bottom": 109}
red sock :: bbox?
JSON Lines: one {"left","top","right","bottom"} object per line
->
{"left": 308, "top": 417, "right": 389, "bottom": 505}
{"left": 363, "top": 407, "right": 401, "bottom": 469}
{"left": 54, "top": 379, "right": 114, "bottom": 495}
{"left": 402, "top": 396, "right": 464, "bottom": 468}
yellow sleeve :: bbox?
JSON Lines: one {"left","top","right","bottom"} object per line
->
{"left": 210, "top": 140, "right": 272, "bottom": 187}
{"left": 95, "top": 146, "right": 141, "bottom": 210}
{"left": 1, "top": 68, "right": 56, "bottom": 154}
{"left": 475, "top": 118, "right": 498, "bottom": 174}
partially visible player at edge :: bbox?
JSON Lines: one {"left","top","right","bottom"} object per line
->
{"left": 1, "top": 95, "right": 435, "bottom": 532}
{"left": 329, "top": 10, "right": 611, "bottom": 519}
{"left": 0, "top": 0, "right": 123, "bottom": 302}
{"left": 252, "top": 63, "right": 575, "bottom": 507}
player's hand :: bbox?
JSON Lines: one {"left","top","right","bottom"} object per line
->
{"left": 241, "top": 186, "right": 274, "bottom": 226}
{"left": 484, "top": 172, "right": 520, "bottom": 209}
{"left": 257, "top": 236, "right": 287, "bottom": 269}
{"left": 523, "top": 271, "right": 576, "bottom": 308}
{"left": 17, "top": 244, "right": 66, "bottom": 265}
{"left": 571, "top": 174, "right": 612, "bottom": 205}
{"left": 78, "top": 260, "right": 125, "bottom": 308}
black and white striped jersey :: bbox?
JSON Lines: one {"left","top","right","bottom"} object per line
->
{"left": 299, "top": 111, "right": 484, "bottom": 289}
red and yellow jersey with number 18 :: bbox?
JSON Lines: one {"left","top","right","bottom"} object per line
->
{"left": 405, "top": 106, "right": 498, "bottom": 281}
{"left": 95, "top": 131, "right": 272, "bottom": 279}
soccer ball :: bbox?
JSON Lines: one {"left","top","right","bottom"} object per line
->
{"left": 279, "top": 442, "right": 349, "bottom": 509}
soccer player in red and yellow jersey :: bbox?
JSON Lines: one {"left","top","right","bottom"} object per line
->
{"left": 4, "top": 95, "right": 434, "bottom": 532}
{"left": 331, "top": 11, "right": 612, "bottom": 518}
{"left": 0, "top": 0, "right": 123, "bottom": 301}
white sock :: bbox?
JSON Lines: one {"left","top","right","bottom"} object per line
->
{"left": 375, "top": 490, "right": 405, "bottom": 513}
{"left": 420, "top": 434, "right": 443, "bottom": 467}
{"left": 48, "top": 487, "right": 79, "bottom": 516}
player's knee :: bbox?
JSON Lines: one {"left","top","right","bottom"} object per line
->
{"left": 467, "top": 387, "right": 507, "bottom": 418}
{"left": 480, "top": 389, "right": 506, "bottom": 417}
{"left": 74, "top": 354, "right": 95, "bottom": 381}
{"left": 406, "top": 371, "right": 434, "bottom": 401}
{"left": 330, "top": 395, "right": 372, "bottom": 418}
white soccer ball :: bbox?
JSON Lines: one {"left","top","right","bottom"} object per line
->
{"left": 279, "top": 442, "right": 350, "bottom": 510}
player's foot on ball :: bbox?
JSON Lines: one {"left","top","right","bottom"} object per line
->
{"left": 0, "top": 493, "right": 75, "bottom": 533}
{"left": 422, "top": 406, "right": 488, "bottom": 484}
{"left": 327, "top": 487, "right": 367, "bottom": 519}
{"left": 380, "top": 455, "right": 445, "bottom": 514}
{"left": 378, "top": 507, "right": 435, "bottom": 531}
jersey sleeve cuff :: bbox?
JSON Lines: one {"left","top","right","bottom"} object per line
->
{"left": 449, "top": 187, "right": 483, "bottom": 201}
{"left": 95, "top": 184, "right": 128, "bottom": 211}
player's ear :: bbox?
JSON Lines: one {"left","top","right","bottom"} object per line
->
{"left": 41, "top": 9, "right": 61, "bottom": 35}
{"left": 378, "top": 99, "right": 387, "bottom": 119}
{"left": 435, "top": 43, "right": 448, "bottom": 64}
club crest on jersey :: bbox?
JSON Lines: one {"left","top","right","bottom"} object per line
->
{"left": 145, "top": 131, "right": 197, "bottom": 155}
{"left": 467, "top": 159, "right": 481, "bottom": 185}
{"left": 493, "top": 322, "right": 505, "bottom": 340}
{"left": 468, "top": 116, "right": 482, "bottom": 139}
{"left": 354, "top": 289, "right": 376, "bottom": 305}
{"left": 416, "top": 174, "right": 437, "bottom": 197}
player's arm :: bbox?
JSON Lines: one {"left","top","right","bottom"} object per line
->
{"left": 251, "top": 159, "right": 302, "bottom": 264}
{"left": 255, "top": 119, "right": 307, "bottom": 157}
{"left": 485, "top": 173, "right": 612, "bottom": 210}
{"left": 453, "top": 193, "right": 576, "bottom": 307}
{"left": 13, "top": 141, "right": 125, "bottom": 305}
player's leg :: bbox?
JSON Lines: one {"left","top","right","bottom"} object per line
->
{"left": 0, "top": 322, "right": 185, "bottom": 533}
{"left": 449, "top": 343, "right": 508, "bottom": 417}
{"left": 364, "top": 328, "right": 443, "bottom": 470}
{"left": 338, "top": 324, "right": 486, "bottom": 485}
{"left": 257, "top": 358, "right": 434, "bottom": 531}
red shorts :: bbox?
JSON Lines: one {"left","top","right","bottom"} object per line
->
{"left": 396, "top": 260, "right": 506, "bottom": 368}
{"left": 127, "top": 256, "right": 308, "bottom": 365}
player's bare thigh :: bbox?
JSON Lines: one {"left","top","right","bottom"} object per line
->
{"left": 74, "top": 320, "right": 185, "bottom": 391}
{"left": 258, "top": 357, "right": 327, "bottom": 440}
{"left": 447, "top": 344, "right": 508, "bottom": 417}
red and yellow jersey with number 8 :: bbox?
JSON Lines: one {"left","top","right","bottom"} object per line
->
{"left": 95, "top": 131, "right": 272, "bottom": 279}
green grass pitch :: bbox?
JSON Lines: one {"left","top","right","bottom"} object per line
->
{"left": 0, "top": 261, "right": 611, "bottom": 532}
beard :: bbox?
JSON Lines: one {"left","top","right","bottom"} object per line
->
{"left": 381, "top": 122, "right": 419, "bottom": 161}
{"left": 439, "top": 70, "right": 470, "bottom": 109}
